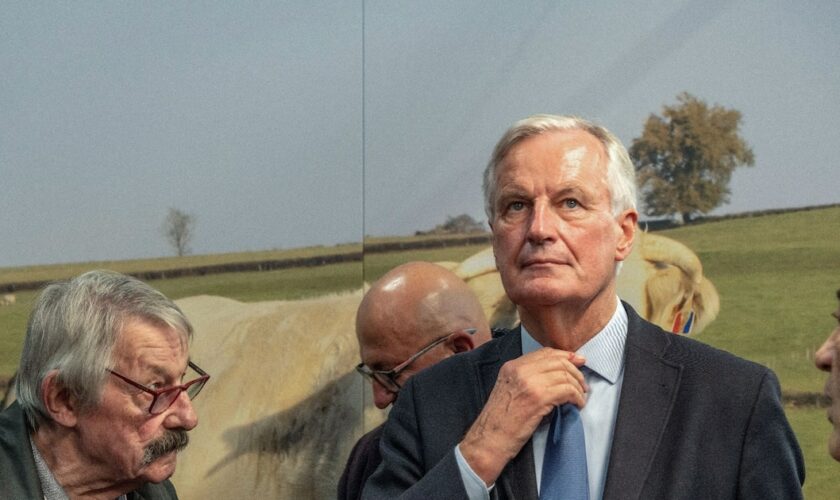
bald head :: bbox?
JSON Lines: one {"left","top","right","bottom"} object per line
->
{"left": 356, "top": 262, "right": 491, "bottom": 408}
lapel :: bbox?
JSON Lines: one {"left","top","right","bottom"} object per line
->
{"left": 602, "top": 304, "right": 683, "bottom": 500}
{"left": 0, "top": 403, "right": 45, "bottom": 498}
{"left": 476, "top": 327, "right": 539, "bottom": 500}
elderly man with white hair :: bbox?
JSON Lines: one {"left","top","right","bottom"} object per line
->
{"left": 0, "top": 270, "right": 208, "bottom": 499}
{"left": 363, "top": 115, "right": 804, "bottom": 499}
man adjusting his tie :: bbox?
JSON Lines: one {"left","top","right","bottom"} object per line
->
{"left": 363, "top": 114, "right": 804, "bottom": 499}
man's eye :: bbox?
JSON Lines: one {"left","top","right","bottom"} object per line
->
{"left": 509, "top": 201, "right": 525, "bottom": 212}
{"left": 563, "top": 199, "right": 579, "bottom": 209}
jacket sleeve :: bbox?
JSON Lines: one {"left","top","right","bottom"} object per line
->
{"left": 737, "top": 370, "right": 805, "bottom": 499}
{"left": 361, "top": 379, "right": 469, "bottom": 500}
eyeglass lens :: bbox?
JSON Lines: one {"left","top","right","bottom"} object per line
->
{"left": 149, "top": 368, "right": 208, "bottom": 415}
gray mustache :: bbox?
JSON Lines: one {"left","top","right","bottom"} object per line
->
{"left": 142, "top": 429, "right": 190, "bottom": 466}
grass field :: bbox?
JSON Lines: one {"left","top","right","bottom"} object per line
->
{"left": 0, "top": 207, "right": 838, "bottom": 495}
{"left": 658, "top": 207, "right": 840, "bottom": 395}
{"left": 0, "top": 243, "right": 362, "bottom": 285}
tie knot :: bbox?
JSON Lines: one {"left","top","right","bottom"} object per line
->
{"left": 561, "top": 404, "right": 579, "bottom": 417}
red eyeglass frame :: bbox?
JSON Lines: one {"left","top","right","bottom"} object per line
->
{"left": 108, "top": 360, "right": 210, "bottom": 415}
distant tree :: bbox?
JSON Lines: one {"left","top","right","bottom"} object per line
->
{"left": 415, "top": 214, "right": 487, "bottom": 236}
{"left": 439, "top": 214, "right": 485, "bottom": 233}
{"left": 162, "top": 208, "right": 195, "bottom": 256}
{"left": 630, "top": 92, "right": 755, "bottom": 223}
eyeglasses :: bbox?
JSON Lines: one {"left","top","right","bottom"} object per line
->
{"left": 356, "top": 327, "right": 477, "bottom": 393}
{"left": 108, "top": 361, "right": 210, "bottom": 415}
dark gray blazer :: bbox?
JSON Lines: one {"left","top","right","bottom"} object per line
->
{"left": 0, "top": 402, "right": 179, "bottom": 500}
{"left": 362, "top": 303, "right": 804, "bottom": 499}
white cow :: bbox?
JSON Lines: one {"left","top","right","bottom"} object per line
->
{"left": 0, "top": 293, "right": 15, "bottom": 306}
{"left": 172, "top": 291, "right": 372, "bottom": 500}
{"left": 171, "top": 232, "right": 719, "bottom": 498}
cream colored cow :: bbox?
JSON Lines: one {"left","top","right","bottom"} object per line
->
{"left": 172, "top": 291, "right": 371, "bottom": 500}
{"left": 171, "top": 232, "right": 718, "bottom": 499}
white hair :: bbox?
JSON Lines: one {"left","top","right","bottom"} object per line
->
{"left": 482, "top": 114, "right": 637, "bottom": 221}
{"left": 16, "top": 270, "right": 193, "bottom": 429}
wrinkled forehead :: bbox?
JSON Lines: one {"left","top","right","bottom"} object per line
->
{"left": 496, "top": 130, "right": 610, "bottom": 193}
{"left": 503, "top": 129, "right": 606, "bottom": 169}
{"left": 113, "top": 317, "right": 190, "bottom": 368}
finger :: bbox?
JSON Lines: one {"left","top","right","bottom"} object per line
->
{"left": 542, "top": 370, "right": 588, "bottom": 404}
{"left": 526, "top": 352, "right": 587, "bottom": 390}
{"left": 566, "top": 350, "right": 587, "bottom": 366}
{"left": 526, "top": 347, "right": 587, "bottom": 371}
{"left": 498, "top": 353, "right": 590, "bottom": 403}
{"left": 564, "top": 387, "right": 587, "bottom": 409}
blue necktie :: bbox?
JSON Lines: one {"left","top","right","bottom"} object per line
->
{"left": 540, "top": 404, "right": 589, "bottom": 500}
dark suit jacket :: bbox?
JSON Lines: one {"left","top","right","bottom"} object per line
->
{"left": 362, "top": 303, "right": 804, "bottom": 499}
{"left": 0, "top": 402, "right": 179, "bottom": 500}
{"left": 338, "top": 423, "right": 385, "bottom": 500}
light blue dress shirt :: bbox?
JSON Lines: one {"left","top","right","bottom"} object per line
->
{"left": 456, "top": 300, "right": 628, "bottom": 500}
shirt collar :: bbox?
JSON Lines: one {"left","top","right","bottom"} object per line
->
{"left": 29, "top": 433, "right": 129, "bottom": 500}
{"left": 521, "top": 299, "right": 627, "bottom": 384}
{"left": 29, "top": 433, "right": 69, "bottom": 500}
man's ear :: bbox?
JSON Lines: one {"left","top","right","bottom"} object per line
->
{"left": 41, "top": 371, "right": 79, "bottom": 427}
{"left": 448, "top": 330, "right": 477, "bottom": 354}
{"left": 615, "top": 209, "right": 638, "bottom": 261}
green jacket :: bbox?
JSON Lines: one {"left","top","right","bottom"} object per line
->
{"left": 0, "top": 401, "right": 178, "bottom": 499}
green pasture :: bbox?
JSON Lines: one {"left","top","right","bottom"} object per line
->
{"left": 0, "top": 207, "right": 838, "bottom": 496}
{"left": 658, "top": 206, "right": 840, "bottom": 395}
{"left": 0, "top": 243, "right": 362, "bottom": 285}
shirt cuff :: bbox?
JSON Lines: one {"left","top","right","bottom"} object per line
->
{"left": 455, "top": 444, "right": 493, "bottom": 500}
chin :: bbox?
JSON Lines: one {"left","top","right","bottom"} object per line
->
{"left": 142, "top": 454, "right": 178, "bottom": 484}
{"left": 508, "top": 281, "right": 583, "bottom": 307}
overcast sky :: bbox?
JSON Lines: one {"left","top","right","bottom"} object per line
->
{"left": 2, "top": 1, "right": 838, "bottom": 267}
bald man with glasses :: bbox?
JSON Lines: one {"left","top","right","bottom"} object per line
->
{"left": 338, "top": 262, "right": 493, "bottom": 499}
{"left": 0, "top": 270, "right": 208, "bottom": 499}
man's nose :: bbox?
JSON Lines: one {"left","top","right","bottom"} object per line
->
{"left": 526, "top": 201, "right": 556, "bottom": 244}
{"left": 372, "top": 381, "right": 396, "bottom": 409}
{"left": 164, "top": 390, "right": 199, "bottom": 430}
{"left": 815, "top": 330, "right": 839, "bottom": 372}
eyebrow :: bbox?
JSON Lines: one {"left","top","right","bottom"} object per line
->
{"left": 495, "top": 185, "right": 530, "bottom": 199}
{"left": 552, "top": 186, "right": 588, "bottom": 199}
{"left": 143, "top": 363, "right": 186, "bottom": 382}
{"left": 497, "top": 184, "right": 589, "bottom": 202}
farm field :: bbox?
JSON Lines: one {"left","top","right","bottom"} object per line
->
{"left": 0, "top": 243, "right": 363, "bottom": 286}
{"left": 0, "top": 206, "right": 838, "bottom": 495}
{"left": 658, "top": 206, "right": 840, "bottom": 396}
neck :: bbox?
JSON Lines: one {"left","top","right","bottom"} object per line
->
{"left": 32, "top": 425, "right": 138, "bottom": 500}
{"left": 518, "top": 293, "right": 618, "bottom": 352}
